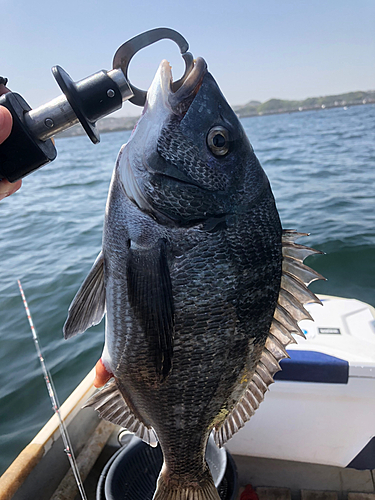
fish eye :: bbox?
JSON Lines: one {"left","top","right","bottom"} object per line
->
{"left": 207, "top": 126, "right": 230, "bottom": 156}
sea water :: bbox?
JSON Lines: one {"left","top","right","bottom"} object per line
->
{"left": 0, "top": 104, "right": 374, "bottom": 475}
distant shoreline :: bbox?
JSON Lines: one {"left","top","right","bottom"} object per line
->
{"left": 233, "top": 89, "right": 375, "bottom": 119}
{"left": 237, "top": 99, "right": 374, "bottom": 119}
{"left": 57, "top": 91, "right": 375, "bottom": 139}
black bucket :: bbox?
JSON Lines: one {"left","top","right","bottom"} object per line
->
{"left": 97, "top": 435, "right": 238, "bottom": 500}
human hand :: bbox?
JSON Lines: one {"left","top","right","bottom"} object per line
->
{"left": 0, "top": 80, "right": 22, "bottom": 200}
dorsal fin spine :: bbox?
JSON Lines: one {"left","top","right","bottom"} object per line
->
{"left": 213, "top": 230, "right": 325, "bottom": 447}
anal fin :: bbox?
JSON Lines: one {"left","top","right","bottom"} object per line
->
{"left": 83, "top": 379, "right": 158, "bottom": 447}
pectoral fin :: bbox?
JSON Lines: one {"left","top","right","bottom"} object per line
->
{"left": 126, "top": 239, "right": 174, "bottom": 381}
{"left": 64, "top": 252, "right": 106, "bottom": 339}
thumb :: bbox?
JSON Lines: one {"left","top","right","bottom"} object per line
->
{"left": 0, "top": 106, "right": 13, "bottom": 144}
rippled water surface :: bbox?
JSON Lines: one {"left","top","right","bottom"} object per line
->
{"left": 0, "top": 104, "right": 374, "bottom": 474}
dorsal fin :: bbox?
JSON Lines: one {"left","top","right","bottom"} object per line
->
{"left": 83, "top": 379, "right": 158, "bottom": 447}
{"left": 213, "top": 229, "right": 325, "bottom": 447}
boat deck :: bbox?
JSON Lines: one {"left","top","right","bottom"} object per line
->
{"left": 3, "top": 402, "right": 374, "bottom": 500}
{"left": 1, "top": 356, "right": 374, "bottom": 500}
{"left": 70, "top": 422, "right": 375, "bottom": 500}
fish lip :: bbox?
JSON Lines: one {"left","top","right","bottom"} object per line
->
{"left": 168, "top": 57, "right": 208, "bottom": 115}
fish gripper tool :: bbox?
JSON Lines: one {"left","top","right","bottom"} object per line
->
{"left": 0, "top": 28, "right": 193, "bottom": 183}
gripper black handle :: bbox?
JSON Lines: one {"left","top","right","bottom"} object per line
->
{"left": 0, "top": 93, "right": 57, "bottom": 183}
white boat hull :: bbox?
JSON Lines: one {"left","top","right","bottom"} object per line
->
{"left": 227, "top": 295, "right": 375, "bottom": 468}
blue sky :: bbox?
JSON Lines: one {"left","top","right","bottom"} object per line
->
{"left": 2, "top": 0, "right": 374, "bottom": 116}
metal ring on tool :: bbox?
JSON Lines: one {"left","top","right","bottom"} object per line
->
{"left": 112, "top": 27, "right": 194, "bottom": 107}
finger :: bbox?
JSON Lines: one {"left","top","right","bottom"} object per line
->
{"left": 0, "top": 106, "right": 13, "bottom": 144}
{"left": 0, "top": 83, "right": 11, "bottom": 96}
{"left": 0, "top": 179, "right": 22, "bottom": 201}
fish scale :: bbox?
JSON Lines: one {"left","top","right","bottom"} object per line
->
{"left": 64, "top": 57, "right": 324, "bottom": 500}
{"left": 158, "top": 118, "right": 229, "bottom": 191}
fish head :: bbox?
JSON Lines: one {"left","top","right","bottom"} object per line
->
{"left": 117, "top": 57, "right": 268, "bottom": 226}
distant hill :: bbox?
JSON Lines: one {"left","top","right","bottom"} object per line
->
{"left": 57, "top": 90, "right": 375, "bottom": 139}
{"left": 234, "top": 90, "right": 375, "bottom": 118}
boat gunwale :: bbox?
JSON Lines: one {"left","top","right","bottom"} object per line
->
{"left": 0, "top": 367, "right": 97, "bottom": 500}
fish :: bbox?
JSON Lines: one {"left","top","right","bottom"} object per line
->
{"left": 64, "top": 56, "right": 324, "bottom": 500}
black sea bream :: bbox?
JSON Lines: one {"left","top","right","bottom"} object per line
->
{"left": 64, "top": 57, "right": 324, "bottom": 500}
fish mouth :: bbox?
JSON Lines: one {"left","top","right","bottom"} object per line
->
{"left": 167, "top": 57, "right": 207, "bottom": 115}
{"left": 119, "top": 57, "right": 209, "bottom": 215}
{"left": 136, "top": 57, "right": 209, "bottom": 189}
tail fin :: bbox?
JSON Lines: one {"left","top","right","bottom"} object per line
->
{"left": 153, "top": 466, "right": 220, "bottom": 500}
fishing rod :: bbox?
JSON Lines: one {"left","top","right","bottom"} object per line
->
{"left": 17, "top": 279, "right": 88, "bottom": 500}
{"left": 0, "top": 28, "right": 193, "bottom": 183}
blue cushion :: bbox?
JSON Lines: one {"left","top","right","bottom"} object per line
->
{"left": 274, "top": 350, "right": 349, "bottom": 384}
